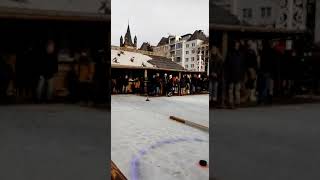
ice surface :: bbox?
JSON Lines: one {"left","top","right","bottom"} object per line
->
{"left": 111, "top": 95, "right": 209, "bottom": 180}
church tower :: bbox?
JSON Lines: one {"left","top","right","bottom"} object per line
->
{"left": 120, "top": 22, "right": 137, "bottom": 49}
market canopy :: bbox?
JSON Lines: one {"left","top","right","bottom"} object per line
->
{"left": 0, "top": 0, "right": 110, "bottom": 21}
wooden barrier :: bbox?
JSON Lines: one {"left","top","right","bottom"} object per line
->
{"left": 169, "top": 116, "right": 209, "bottom": 132}
{"left": 111, "top": 161, "right": 127, "bottom": 180}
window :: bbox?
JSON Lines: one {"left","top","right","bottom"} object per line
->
{"left": 186, "top": 51, "right": 189, "bottom": 54}
{"left": 261, "top": 7, "right": 266, "bottom": 17}
{"left": 266, "top": 7, "right": 272, "bottom": 17}
{"left": 176, "top": 43, "right": 182, "bottom": 49}
{"left": 243, "top": 8, "right": 252, "bottom": 18}
{"left": 192, "top": 43, "right": 195, "bottom": 47}
{"left": 192, "top": 50, "right": 195, "bottom": 54}
{"left": 185, "top": 58, "right": 189, "bottom": 62}
{"left": 261, "top": 7, "right": 272, "bottom": 18}
{"left": 176, "top": 50, "right": 182, "bottom": 57}
{"left": 186, "top": 44, "right": 189, "bottom": 48}
{"left": 191, "top": 57, "right": 195, "bottom": 61}
{"left": 185, "top": 65, "right": 188, "bottom": 69}
{"left": 191, "top": 64, "right": 194, "bottom": 68}
{"left": 176, "top": 57, "right": 181, "bottom": 62}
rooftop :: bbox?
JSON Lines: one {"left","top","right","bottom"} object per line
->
{"left": 209, "top": 3, "right": 241, "bottom": 26}
{"left": 111, "top": 47, "right": 185, "bottom": 71}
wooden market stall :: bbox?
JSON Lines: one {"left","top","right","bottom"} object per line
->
{"left": 0, "top": 1, "right": 111, "bottom": 101}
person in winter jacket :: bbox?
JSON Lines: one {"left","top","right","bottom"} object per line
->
{"left": 224, "top": 40, "right": 245, "bottom": 108}
{"left": 36, "top": 40, "right": 58, "bottom": 102}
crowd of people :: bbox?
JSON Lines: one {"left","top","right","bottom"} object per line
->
{"left": 210, "top": 39, "right": 320, "bottom": 109}
{"left": 112, "top": 73, "right": 209, "bottom": 97}
{"left": 0, "top": 40, "right": 108, "bottom": 105}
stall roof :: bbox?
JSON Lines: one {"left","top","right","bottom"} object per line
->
{"left": 148, "top": 56, "right": 185, "bottom": 71}
{"left": 111, "top": 48, "right": 199, "bottom": 72}
{"left": 0, "top": 0, "right": 110, "bottom": 21}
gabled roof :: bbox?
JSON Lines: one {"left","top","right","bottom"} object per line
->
{"left": 111, "top": 48, "right": 185, "bottom": 71}
{"left": 188, "top": 30, "right": 208, "bottom": 41}
{"left": 209, "top": 4, "right": 241, "bottom": 25}
{"left": 148, "top": 55, "right": 184, "bottom": 71}
{"left": 181, "top": 33, "right": 192, "bottom": 38}
{"left": 139, "top": 42, "right": 153, "bottom": 51}
{"left": 157, "top": 37, "right": 169, "bottom": 46}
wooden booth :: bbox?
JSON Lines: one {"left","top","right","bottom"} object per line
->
{"left": 0, "top": 1, "right": 110, "bottom": 101}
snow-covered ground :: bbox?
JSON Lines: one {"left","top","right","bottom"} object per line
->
{"left": 111, "top": 95, "right": 209, "bottom": 180}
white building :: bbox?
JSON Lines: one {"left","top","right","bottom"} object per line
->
{"left": 154, "top": 30, "right": 208, "bottom": 72}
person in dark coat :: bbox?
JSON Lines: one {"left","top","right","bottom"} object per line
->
{"left": 116, "top": 76, "right": 123, "bottom": 94}
{"left": 211, "top": 46, "right": 224, "bottom": 105}
{"left": 180, "top": 75, "right": 186, "bottom": 96}
{"left": 123, "top": 75, "right": 129, "bottom": 94}
{"left": 163, "top": 73, "right": 168, "bottom": 96}
{"left": 191, "top": 74, "right": 197, "bottom": 94}
{"left": 93, "top": 49, "right": 108, "bottom": 104}
{"left": 244, "top": 40, "right": 258, "bottom": 102}
{"left": 16, "top": 44, "right": 38, "bottom": 101}
{"left": 36, "top": 40, "right": 58, "bottom": 103}
{"left": 257, "top": 40, "right": 276, "bottom": 105}
{"left": 224, "top": 40, "right": 245, "bottom": 108}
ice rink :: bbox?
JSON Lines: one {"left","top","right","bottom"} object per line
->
{"left": 111, "top": 94, "right": 209, "bottom": 180}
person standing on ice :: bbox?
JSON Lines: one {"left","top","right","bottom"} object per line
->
{"left": 224, "top": 40, "right": 245, "bottom": 108}
{"left": 36, "top": 40, "right": 58, "bottom": 103}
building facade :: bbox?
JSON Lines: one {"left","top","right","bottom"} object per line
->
{"left": 212, "top": 0, "right": 308, "bottom": 30}
{"left": 152, "top": 37, "right": 170, "bottom": 57}
{"left": 154, "top": 30, "right": 208, "bottom": 72}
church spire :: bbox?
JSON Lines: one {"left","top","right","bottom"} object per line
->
{"left": 124, "top": 22, "right": 134, "bottom": 47}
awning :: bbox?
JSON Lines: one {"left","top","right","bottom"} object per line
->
{"left": 0, "top": 6, "right": 110, "bottom": 21}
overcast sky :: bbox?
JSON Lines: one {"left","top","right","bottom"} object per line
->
{"left": 111, "top": 0, "right": 209, "bottom": 47}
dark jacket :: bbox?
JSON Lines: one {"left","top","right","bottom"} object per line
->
{"left": 245, "top": 49, "right": 258, "bottom": 70}
{"left": 38, "top": 52, "right": 58, "bottom": 79}
{"left": 259, "top": 48, "right": 277, "bottom": 77}
{"left": 180, "top": 77, "right": 186, "bottom": 88}
{"left": 224, "top": 49, "right": 245, "bottom": 83}
{"left": 211, "top": 54, "right": 224, "bottom": 80}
